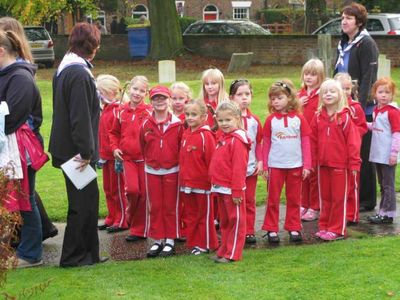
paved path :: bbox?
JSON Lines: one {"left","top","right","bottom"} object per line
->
{"left": 43, "top": 197, "right": 400, "bottom": 266}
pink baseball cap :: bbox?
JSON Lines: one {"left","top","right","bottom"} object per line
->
{"left": 149, "top": 85, "right": 171, "bottom": 99}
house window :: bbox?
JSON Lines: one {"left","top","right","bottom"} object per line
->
{"left": 132, "top": 4, "right": 149, "bottom": 19}
{"left": 176, "top": 1, "right": 185, "bottom": 17}
{"left": 232, "top": 1, "right": 251, "bottom": 20}
{"left": 203, "top": 5, "right": 219, "bottom": 21}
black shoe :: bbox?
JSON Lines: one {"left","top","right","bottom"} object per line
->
{"left": 98, "top": 224, "right": 109, "bottom": 231}
{"left": 264, "top": 232, "right": 280, "bottom": 244}
{"left": 245, "top": 234, "right": 257, "bottom": 244}
{"left": 107, "top": 226, "right": 128, "bottom": 233}
{"left": 125, "top": 235, "right": 146, "bottom": 242}
{"left": 175, "top": 237, "right": 186, "bottom": 243}
{"left": 42, "top": 227, "right": 58, "bottom": 241}
{"left": 346, "top": 221, "right": 359, "bottom": 226}
{"left": 289, "top": 231, "right": 303, "bottom": 243}
{"left": 368, "top": 214, "right": 393, "bottom": 224}
{"left": 159, "top": 243, "right": 175, "bottom": 257}
{"left": 147, "top": 243, "right": 163, "bottom": 258}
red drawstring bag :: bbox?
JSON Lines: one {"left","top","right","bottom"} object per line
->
{"left": 16, "top": 124, "right": 49, "bottom": 171}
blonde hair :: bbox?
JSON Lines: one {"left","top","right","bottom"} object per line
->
{"left": 268, "top": 79, "right": 300, "bottom": 113}
{"left": 170, "top": 81, "right": 193, "bottom": 100}
{"left": 184, "top": 99, "right": 207, "bottom": 116}
{"left": 215, "top": 101, "right": 243, "bottom": 129}
{"left": 318, "top": 79, "right": 348, "bottom": 113}
{"left": 0, "top": 17, "right": 33, "bottom": 63}
{"left": 96, "top": 74, "right": 128, "bottom": 103}
{"left": 199, "top": 68, "right": 228, "bottom": 104}
{"left": 301, "top": 58, "right": 326, "bottom": 89}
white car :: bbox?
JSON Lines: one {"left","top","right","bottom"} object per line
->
{"left": 312, "top": 13, "right": 400, "bottom": 35}
{"left": 24, "top": 26, "right": 55, "bottom": 68}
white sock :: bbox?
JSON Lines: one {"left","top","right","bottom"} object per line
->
{"left": 165, "top": 238, "right": 174, "bottom": 246}
{"left": 269, "top": 232, "right": 278, "bottom": 237}
{"left": 290, "top": 231, "right": 299, "bottom": 236}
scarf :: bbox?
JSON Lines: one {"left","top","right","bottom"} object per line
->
{"left": 335, "top": 29, "right": 370, "bottom": 69}
{"left": 56, "top": 52, "right": 94, "bottom": 78}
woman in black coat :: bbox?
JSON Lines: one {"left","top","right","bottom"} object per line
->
{"left": 49, "top": 23, "right": 104, "bottom": 267}
{"left": 333, "top": 2, "right": 379, "bottom": 212}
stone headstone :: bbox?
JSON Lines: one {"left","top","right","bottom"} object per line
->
{"left": 158, "top": 60, "right": 176, "bottom": 83}
{"left": 227, "top": 52, "right": 253, "bottom": 73}
{"left": 377, "top": 54, "right": 391, "bottom": 79}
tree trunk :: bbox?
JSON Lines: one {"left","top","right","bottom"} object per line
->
{"left": 148, "top": 0, "right": 183, "bottom": 60}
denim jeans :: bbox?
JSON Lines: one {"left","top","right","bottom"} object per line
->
{"left": 16, "top": 167, "right": 43, "bottom": 263}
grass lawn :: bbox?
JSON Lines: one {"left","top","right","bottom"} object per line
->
{"left": 35, "top": 63, "right": 400, "bottom": 221}
{"left": 4, "top": 236, "right": 400, "bottom": 299}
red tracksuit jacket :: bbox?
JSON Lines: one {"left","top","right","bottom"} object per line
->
{"left": 109, "top": 102, "right": 152, "bottom": 161}
{"left": 140, "top": 112, "right": 183, "bottom": 170}
{"left": 298, "top": 87, "right": 320, "bottom": 124}
{"left": 347, "top": 97, "right": 368, "bottom": 138}
{"left": 310, "top": 107, "right": 361, "bottom": 171}
{"left": 179, "top": 125, "right": 215, "bottom": 190}
{"left": 99, "top": 101, "right": 120, "bottom": 160}
{"left": 209, "top": 129, "right": 251, "bottom": 198}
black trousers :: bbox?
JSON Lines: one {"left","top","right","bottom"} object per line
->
{"left": 60, "top": 166, "right": 100, "bottom": 267}
{"left": 359, "top": 114, "right": 377, "bottom": 210}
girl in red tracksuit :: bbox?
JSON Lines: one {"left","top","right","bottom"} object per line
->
{"left": 229, "top": 79, "right": 263, "bottom": 244}
{"left": 179, "top": 99, "right": 218, "bottom": 255}
{"left": 311, "top": 79, "right": 361, "bottom": 241}
{"left": 140, "top": 85, "right": 183, "bottom": 258}
{"left": 298, "top": 58, "right": 326, "bottom": 222}
{"left": 334, "top": 73, "right": 368, "bottom": 224}
{"left": 262, "top": 80, "right": 312, "bottom": 244}
{"left": 109, "top": 76, "right": 152, "bottom": 241}
{"left": 199, "top": 68, "right": 229, "bottom": 131}
{"left": 209, "top": 102, "right": 250, "bottom": 263}
{"left": 170, "top": 81, "right": 192, "bottom": 122}
{"left": 96, "top": 74, "right": 129, "bottom": 232}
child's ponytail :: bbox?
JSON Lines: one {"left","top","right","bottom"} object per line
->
{"left": 0, "top": 30, "right": 27, "bottom": 61}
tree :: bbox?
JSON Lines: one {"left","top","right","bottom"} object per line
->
{"left": 148, "top": 0, "right": 183, "bottom": 60}
{"left": 0, "top": 0, "right": 97, "bottom": 25}
{"left": 304, "top": 0, "right": 327, "bottom": 33}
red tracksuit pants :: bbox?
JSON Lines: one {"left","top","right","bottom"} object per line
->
{"left": 318, "top": 166, "right": 348, "bottom": 236}
{"left": 182, "top": 192, "right": 218, "bottom": 250}
{"left": 346, "top": 171, "right": 360, "bottom": 223}
{"left": 124, "top": 161, "right": 147, "bottom": 237}
{"left": 146, "top": 172, "right": 181, "bottom": 240}
{"left": 217, "top": 193, "right": 246, "bottom": 261}
{"left": 102, "top": 160, "right": 128, "bottom": 228}
{"left": 262, "top": 167, "right": 302, "bottom": 232}
{"left": 245, "top": 174, "right": 258, "bottom": 235}
{"left": 301, "top": 171, "right": 319, "bottom": 210}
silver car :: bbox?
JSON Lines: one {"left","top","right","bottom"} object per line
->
{"left": 312, "top": 13, "right": 400, "bottom": 35}
{"left": 183, "top": 20, "right": 271, "bottom": 35}
{"left": 24, "top": 26, "right": 55, "bottom": 68}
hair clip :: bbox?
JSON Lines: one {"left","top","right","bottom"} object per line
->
{"left": 274, "top": 81, "right": 291, "bottom": 94}
{"left": 229, "top": 79, "right": 249, "bottom": 95}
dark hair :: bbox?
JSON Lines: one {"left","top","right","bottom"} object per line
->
{"left": 0, "top": 30, "right": 28, "bottom": 60}
{"left": 68, "top": 22, "right": 101, "bottom": 59}
{"left": 229, "top": 79, "right": 252, "bottom": 96}
{"left": 341, "top": 2, "right": 368, "bottom": 30}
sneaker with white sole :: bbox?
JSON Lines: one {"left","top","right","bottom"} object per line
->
{"left": 320, "top": 231, "right": 344, "bottom": 241}
{"left": 315, "top": 230, "right": 327, "bottom": 238}
{"left": 17, "top": 258, "right": 43, "bottom": 269}
{"left": 301, "top": 208, "right": 319, "bottom": 221}
{"left": 300, "top": 207, "right": 307, "bottom": 217}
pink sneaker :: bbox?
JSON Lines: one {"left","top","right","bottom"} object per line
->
{"left": 320, "top": 231, "right": 344, "bottom": 241}
{"left": 301, "top": 208, "right": 319, "bottom": 221}
{"left": 300, "top": 207, "right": 307, "bottom": 217}
{"left": 315, "top": 230, "right": 327, "bottom": 238}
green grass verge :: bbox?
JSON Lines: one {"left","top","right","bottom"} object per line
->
{"left": 3, "top": 236, "right": 400, "bottom": 299}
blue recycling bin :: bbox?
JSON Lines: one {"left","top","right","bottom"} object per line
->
{"left": 127, "top": 27, "right": 151, "bottom": 58}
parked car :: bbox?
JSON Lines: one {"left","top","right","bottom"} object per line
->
{"left": 183, "top": 20, "right": 271, "bottom": 35}
{"left": 24, "top": 26, "right": 55, "bottom": 68}
{"left": 312, "top": 13, "right": 400, "bottom": 35}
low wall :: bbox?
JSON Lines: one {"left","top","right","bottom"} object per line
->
{"left": 51, "top": 34, "right": 400, "bottom": 66}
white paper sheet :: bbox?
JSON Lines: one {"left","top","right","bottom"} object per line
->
{"left": 61, "top": 156, "right": 97, "bottom": 190}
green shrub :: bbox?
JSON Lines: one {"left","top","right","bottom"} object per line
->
{"left": 179, "top": 16, "right": 197, "bottom": 33}
{"left": 259, "top": 8, "right": 304, "bottom": 24}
